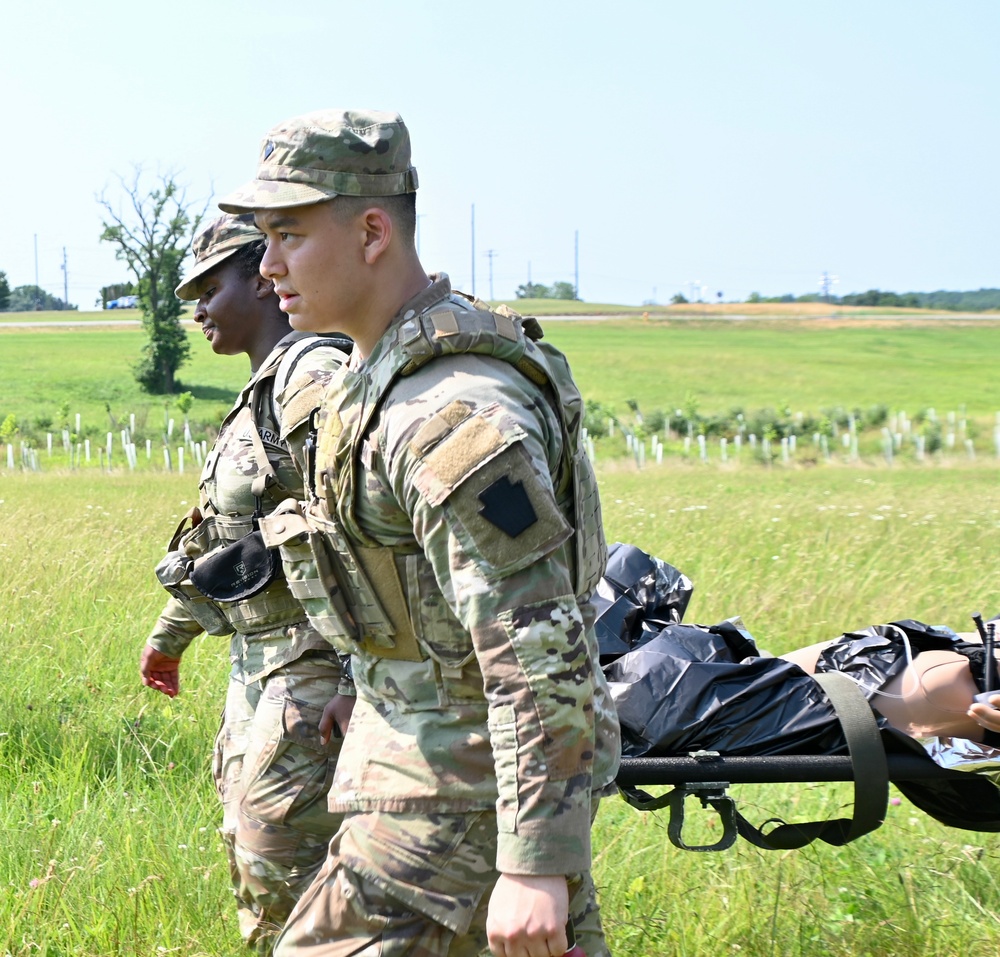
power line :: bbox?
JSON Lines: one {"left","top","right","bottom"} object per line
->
{"left": 485, "top": 249, "right": 498, "bottom": 301}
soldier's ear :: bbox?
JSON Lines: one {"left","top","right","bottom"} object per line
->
{"left": 361, "top": 207, "right": 392, "bottom": 265}
{"left": 255, "top": 276, "right": 275, "bottom": 299}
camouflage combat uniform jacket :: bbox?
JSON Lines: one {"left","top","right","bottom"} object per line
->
{"left": 148, "top": 332, "right": 349, "bottom": 682}
{"left": 299, "top": 275, "right": 620, "bottom": 876}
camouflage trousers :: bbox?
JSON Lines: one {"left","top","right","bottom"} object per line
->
{"left": 213, "top": 650, "right": 344, "bottom": 953}
{"left": 272, "top": 800, "right": 610, "bottom": 957}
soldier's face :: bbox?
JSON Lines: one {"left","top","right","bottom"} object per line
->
{"left": 192, "top": 261, "right": 262, "bottom": 357}
{"left": 257, "top": 202, "right": 365, "bottom": 336}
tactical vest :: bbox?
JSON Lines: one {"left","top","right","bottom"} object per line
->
{"left": 156, "top": 333, "right": 349, "bottom": 636}
{"left": 261, "top": 295, "right": 606, "bottom": 664}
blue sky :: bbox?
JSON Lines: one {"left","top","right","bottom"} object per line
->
{"left": 3, "top": 0, "right": 997, "bottom": 308}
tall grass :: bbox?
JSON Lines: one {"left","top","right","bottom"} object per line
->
{"left": 3, "top": 465, "right": 1000, "bottom": 955}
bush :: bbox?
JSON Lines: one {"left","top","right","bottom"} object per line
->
{"left": 864, "top": 403, "right": 889, "bottom": 428}
{"left": 583, "top": 399, "right": 614, "bottom": 437}
{"left": 644, "top": 409, "right": 666, "bottom": 434}
{"left": 922, "top": 419, "right": 943, "bottom": 453}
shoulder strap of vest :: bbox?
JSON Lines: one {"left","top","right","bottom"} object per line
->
{"left": 201, "top": 334, "right": 318, "bottom": 509}
{"left": 396, "top": 301, "right": 551, "bottom": 388}
{"left": 273, "top": 332, "right": 353, "bottom": 404}
{"left": 246, "top": 336, "right": 321, "bottom": 504}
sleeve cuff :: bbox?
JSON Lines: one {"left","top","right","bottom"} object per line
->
{"left": 147, "top": 629, "right": 195, "bottom": 659}
{"left": 495, "top": 805, "right": 592, "bottom": 876}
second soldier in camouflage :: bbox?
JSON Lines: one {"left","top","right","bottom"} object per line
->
{"left": 141, "top": 213, "right": 354, "bottom": 953}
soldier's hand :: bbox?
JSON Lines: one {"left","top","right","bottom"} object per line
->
{"left": 140, "top": 644, "right": 182, "bottom": 698}
{"left": 320, "top": 694, "right": 357, "bottom": 744}
{"left": 969, "top": 694, "right": 1000, "bottom": 733}
{"left": 486, "top": 873, "right": 568, "bottom": 957}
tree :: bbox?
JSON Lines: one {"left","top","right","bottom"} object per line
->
{"left": 515, "top": 281, "right": 580, "bottom": 301}
{"left": 0, "top": 270, "right": 9, "bottom": 311}
{"left": 7, "top": 285, "right": 76, "bottom": 312}
{"left": 515, "top": 282, "right": 551, "bottom": 299}
{"left": 99, "top": 170, "right": 205, "bottom": 393}
{"left": 0, "top": 414, "right": 18, "bottom": 443}
{"left": 671, "top": 292, "right": 689, "bottom": 305}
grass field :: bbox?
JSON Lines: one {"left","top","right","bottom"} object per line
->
{"left": 4, "top": 315, "right": 1000, "bottom": 466}
{"left": 3, "top": 466, "right": 1000, "bottom": 956}
{"left": 4, "top": 317, "right": 1000, "bottom": 955}
{"left": 539, "top": 317, "right": 1000, "bottom": 422}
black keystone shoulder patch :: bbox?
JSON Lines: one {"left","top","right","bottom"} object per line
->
{"left": 478, "top": 475, "right": 538, "bottom": 537}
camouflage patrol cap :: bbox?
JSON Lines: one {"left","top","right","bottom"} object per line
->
{"left": 218, "top": 109, "right": 418, "bottom": 213}
{"left": 175, "top": 213, "right": 265, "bottom": 300}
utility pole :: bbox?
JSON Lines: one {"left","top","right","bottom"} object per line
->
{"left": 574, "top": 230, "right": 579, "bottom": 298}
{"left": 819, "top": 270, "right": 838, "bottom": 303}
{"left": 61, "top": 247, "right": 68, "bottom": 306}
{"left": 34, "top": 234, "right": 39, "bottom": 309}
{"left": 470, "top": 204, "right": 476, "bottom": 296}
{"left": 485, "top": 249, "right": 498, "bottom": 301}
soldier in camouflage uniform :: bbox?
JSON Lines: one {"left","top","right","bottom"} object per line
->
{"left": 220, "top": 110, "right": 621, "bottom": 957}
{"left": 140, "top": 212, "right": 355, "bottom": 953}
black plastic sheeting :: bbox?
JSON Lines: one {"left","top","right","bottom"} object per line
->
{"left": 599, "top": 542, "right": 1000, "bottom": 831}
{"left": 594, "top": 543, "right": 694, "bottom": 664}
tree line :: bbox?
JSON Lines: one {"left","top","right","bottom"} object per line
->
{"left": 744, "top": 288, "right": 1000, "bottom": 311}
{"left": 0, "top": 274, "right": 77, "bottom": 312}
{"left": 514, "top": 281, "right": 579, "bottom": 300}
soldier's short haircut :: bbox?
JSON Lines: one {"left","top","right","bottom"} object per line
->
{"left": 330, "top": 194, "right": 417, "bottom": 247}
{"left": 231, "top": 240, "right": 267, "bottom": 281}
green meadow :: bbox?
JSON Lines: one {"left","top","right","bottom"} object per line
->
{"left": 4, "top": 313, "right": 1000, "bottom": 461}
{"left": 3, "top": 316, "right": 1000, "bottom": 955}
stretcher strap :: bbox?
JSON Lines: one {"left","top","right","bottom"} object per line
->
{"left": 734, "top": 670, "right": 889, "bottom": 849}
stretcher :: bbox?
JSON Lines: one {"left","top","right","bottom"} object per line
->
{"left": 601, "top": 545, "right": 1000, "bottom": 852}
{"left": 616, "top": 750, "right": 971, "bottom": 853}
{"left": 613, "top": 667, "right": 903, "bottom": 852}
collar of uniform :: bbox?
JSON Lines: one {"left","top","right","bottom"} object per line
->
{"left": 404, "top": 272, "right": 451, "bottom": 320}
{"left": 362, "top": 273, "right": 452, "bottom": 370}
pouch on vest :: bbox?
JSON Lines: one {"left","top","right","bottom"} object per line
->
{"left": 188, "top": 526, "right": 278, "bottom": 603}
{"left": 154, "top": 548, "right": 233, "bottom": 636}
{"left": 260, "top": 499, "right": 356, "bottom": 647}
{"left": 260, "top": 498, "right": 424, "bottom": 662}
